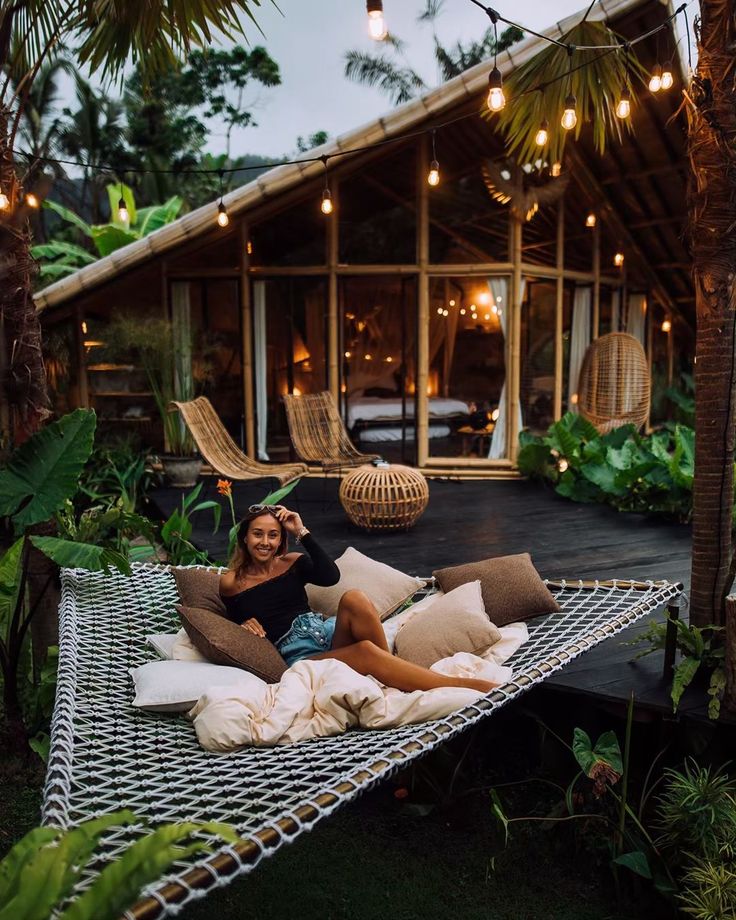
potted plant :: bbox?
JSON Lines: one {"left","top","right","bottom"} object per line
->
{"left": 102, "top": 316, "right": 208, "bottom": 487}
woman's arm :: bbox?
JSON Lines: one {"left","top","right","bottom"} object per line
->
{"left": 294, "top": 533, "right": 340, "bottom": 586}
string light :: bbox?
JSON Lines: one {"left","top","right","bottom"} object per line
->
{"left": 216, "top": 171, "right": 229, "bottom": 227}
{"left": 25, "top": 192, "right": 39, "bottom": 208}
{"left": 648, "top": 63, "right": 662, "bottom": 92}
{"left": 449, "top": 299, "right": 456, "bottom": 306}
{"left": 117, "top": 180, "right": 128, "bottom": 223}
{"left": 486, "top": 11, "right": 505, "bottom": 112}
{"left": 661, "top": 318, "right": 672, "bottom": 333}
{"left": 367, "top": 0, "right": 387, "bottom": 40}
{"left": 535, "top": 119, "right": 549, "bottom": 146}
{"left": 320, "top": 157, "right": 333, "bottom": 215}
{"left": 615, "top": 86, "right": 631, "bottom": 119}
{"left": 561, "top": 46, "right": 576, "bottom": 131}
{"left": 661, "top": 66, "right": 674, "bottom": 90}
{"left": 459, "top": 308, "right": 466, "bottom": 315}
{"left": 0, "top": 188, "right": 9, "bottom": 210}
{"left": 614, "top": 251, "right": 625, "bottom": 267}
{"left": 585, "top": 213, "right": 596, "bottom": 228}
{"left": 427, "top": 130, "right": 440, "bottom": 186}
{"left": 551, "top": 162, "right": 562, "bottom": 177}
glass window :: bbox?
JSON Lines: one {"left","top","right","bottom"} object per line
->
{"left": 250, "top": 198, "right": 326, "bottom": 267}
{"left": 521, "top": 281, "right": 556, "bottom": 434}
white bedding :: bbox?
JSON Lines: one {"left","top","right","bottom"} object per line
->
{"left": 189, "top": 622, "right": 527, "bottom": 751}
{"left": 347, "top": 396, "right": 469, "bottom": 429}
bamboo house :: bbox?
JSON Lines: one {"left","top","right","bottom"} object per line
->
{"left": 35, "top": 0, "right": 692, "bottom": 476}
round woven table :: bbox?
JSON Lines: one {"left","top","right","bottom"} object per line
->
{"left": 339, "top": 463, "right": 429, "bottom": 531}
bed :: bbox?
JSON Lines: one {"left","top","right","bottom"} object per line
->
{"left": 347, "top": 395, "right": 470, "bottom": 430}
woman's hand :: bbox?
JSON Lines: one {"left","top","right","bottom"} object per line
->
{"left": 241, "top": 617, "right": 266, "bottom": 638}
{"left": 273, "top": 505, "right": 305, "bottom": 537}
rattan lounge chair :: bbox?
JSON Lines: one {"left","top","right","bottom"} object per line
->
{"left": 43, "top": 563, "right": 681, "bottom": 918}
{"left": 283, "top": 391, "right": 380, "bottom": 472}
{"left": 170, "top": 397, "right": 307, "bottom": 486}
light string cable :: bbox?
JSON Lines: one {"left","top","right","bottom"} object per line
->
{"left": 8, "top": 1, "right": 691, "bottom": 186}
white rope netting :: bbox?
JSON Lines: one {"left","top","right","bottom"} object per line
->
{"left": 42, "top": 564, "right": 681, "bottom": 919}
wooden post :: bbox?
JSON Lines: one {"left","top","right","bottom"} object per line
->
{"left": 239, "top": 220, "right": 255, "bottom": 457}
{"left": 724, "top": 595, "right": 736, "bottom": 713}
{"left": 508, "top": 215, "right": 522, "bottom": 462}
{"left": 554, "top": 202, "right": 564, "bottom": 421}
{"left": 592, "top": 223, "right": 600, "bottom": 339}
{"left": 417, "top": 137, "right": 429, "bottom": 468}
{"left": 327, "top": 180, "right": 340, "bottom": 406}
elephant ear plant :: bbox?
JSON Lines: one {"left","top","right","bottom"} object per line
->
{"left": 0, "top": 409, "right": 130, "bottom": 752}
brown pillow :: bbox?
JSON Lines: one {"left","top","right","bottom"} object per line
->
{"left": 394, "top": 581, "right": 502, "bottom": 668}
{"left": 177, "top": 606, "right": 287, "bottom": 684}
{"left": 172, "top": 568, "right": 225, "bottom": 616}
{"left": 432, "top": 553, "right": 560, "bottom": 628}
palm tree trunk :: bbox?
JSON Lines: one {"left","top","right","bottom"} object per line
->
{"left": 687, "top": 0, "right": 736, "bottom": 628}
{"left": 0, "top": 109, "right": 50, "bottom": 440}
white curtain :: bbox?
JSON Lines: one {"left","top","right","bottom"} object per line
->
{"left": 488, "top": 277, "right": 525, "bottom": 459}
{"left": 568, "top": 286, "right": 592, "bottom": 413}
{"left": 610, "top": 289, "right": 620, "bottom": 333}
{"left": 627, "top": 293, "right": 647, "bottom": 346}
{"left": 253, "top": 281, "right": 269, "bottom": 461}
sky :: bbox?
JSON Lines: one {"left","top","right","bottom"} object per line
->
{"left": 207, "top": 0, "right": 589, "bottom": 159}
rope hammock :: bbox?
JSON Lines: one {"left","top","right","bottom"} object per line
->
{"left": 42, "top": 564, "right": 681, "bottom": 919}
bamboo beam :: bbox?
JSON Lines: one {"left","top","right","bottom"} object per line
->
{"left": 554, "top": 202, "right": 564, "bottom": 421}
{"left": 629, "top": 214, "right": 686, "bottom": 229}
{"left": 508, "top": 216, "right": 522, "bottom": 463}
{"left": 239, "top": 219, "right": 255, "bottom": 457}
{"left": 327, "top": 182, "right": 339, "bottom": 405}
{"left": 592, "top": 223, "right": 600, "bottom": 339}
{"left": 601, "top": 162, "right": 685, "bottom": 186}
{"left": 417, "top": 136, "right": 430, "bottom": 468}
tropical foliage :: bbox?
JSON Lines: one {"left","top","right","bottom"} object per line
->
{"left": 517, "top": 412, "right": 697, "bottom": 521}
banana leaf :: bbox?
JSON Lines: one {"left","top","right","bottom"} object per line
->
{"left": 29, "top": 537, "right": 131, "bottom": 576}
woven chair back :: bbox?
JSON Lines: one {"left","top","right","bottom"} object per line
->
{"left": 283, "top": 391, "right": 378, "bottom": 469}
{"left": 577, "top": 333, "right": 651, "bottom": 434}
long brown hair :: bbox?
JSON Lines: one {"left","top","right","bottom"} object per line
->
{"left": 228, "top": 509, "right": 289, "bottom": 577}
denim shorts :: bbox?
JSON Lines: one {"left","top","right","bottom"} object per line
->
{"left": 276, "top": 613, "right": 337, "bottom": 668}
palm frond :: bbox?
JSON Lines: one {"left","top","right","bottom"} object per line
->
{"left": 344, "top": 51, "right": 426, "bottom": 105}
{"left": 490, "top": 20, "right": 645, "bottom": 167}
{"left": 417, "top": 0, "right": 445, "bottom": 24}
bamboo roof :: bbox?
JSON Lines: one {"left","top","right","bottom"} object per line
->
{"left": 33, "top": 0, "right": 690, "bottom": 318}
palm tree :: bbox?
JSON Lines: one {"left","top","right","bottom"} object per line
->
{"left": 344, "top": 0, "right": 523, "bottom": 105}
{"left": 0, "top": 0, "right": 270, "bottom": 440}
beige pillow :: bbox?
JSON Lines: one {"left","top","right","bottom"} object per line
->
{"left": 171, "top": 627, "right": 208, "bottom": 662}
{"left": 433, "top": 553, "right": 560, "bottom": 627}
{"left": 172, "top": 568, "right": 225, "bottom": 615}
{"left": 130, "top": 659, "right": 267, "bottom": 713}
{"left": 177, "top": 606, "right": 287, "bottom": 684}
{"left": 306, "top": 547, "right": 423, "bottom": 621}
{"left": 394, "top": 581, "right": 502, "bottom": 668}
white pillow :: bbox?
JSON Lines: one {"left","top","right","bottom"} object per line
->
{"left": 171, "top": 626, "right": 208, "bottom": 662}
{"left": 306, "top": 547, "right": 423, "bottom": 621}
{"left": 395, "top": 581, "right": 502, "bottom": 668}
{"left": 130, "top": 660, "right": 267, "bottom": 713}
{"left": 146, "top": 633, "right": 178, "bottom": 660}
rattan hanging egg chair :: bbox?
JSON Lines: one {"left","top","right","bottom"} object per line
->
{"left": 577, "top": 332, "right": 650, "bottom": 434}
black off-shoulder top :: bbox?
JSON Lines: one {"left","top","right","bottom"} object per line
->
{"left": 220, "top": 534, "right": 340, "bottom": 644}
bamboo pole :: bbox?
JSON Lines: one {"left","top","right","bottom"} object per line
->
{"left": 327, "top": 181, "right": 339, "bottom": 405}
{"left": 508, "top": 216, "right": 522, "bottom": 462}
{"left": 239, "top": 220, "right": 255, "bottom": 457}
{"left": 554, "top": 202, "right": 564, "bottom": 421}
{"left": 592, "top": 223, "right": 600, "bottom": 339}
{"left": 74, "top": 302, "right": 89, "bottom": 408}
{"left": 417, "top": 138, "right": 429, "bottom": 468}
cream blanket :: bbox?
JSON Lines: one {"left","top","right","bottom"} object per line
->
{"left": 189, "top": 623, "right": 527, "bottom": 751}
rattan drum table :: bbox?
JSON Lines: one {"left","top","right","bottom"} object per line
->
{"left": 339, "top": 463, "right": 429, "bottom": 531}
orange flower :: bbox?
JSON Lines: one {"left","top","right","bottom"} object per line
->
{"left": 216, "top": 479, "right": 232, "bottom": 497}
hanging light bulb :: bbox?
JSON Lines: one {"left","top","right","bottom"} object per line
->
{"left": 614, "top": 252, "right": 625, "bottom": 267}
{"left": 25, "top": 192, "right": 39, "bottom": 208}
{"left": 216, "top": 201, "right": 229, "bottom": 227}
{"left": 585, "top": 213, "right": 596, "bottom": 228}
{"left": 427, "top": 160, "right": 440, "bottom": 186}
{"left": 551, "top": 162, "right": 562, "bottom": 177}
{"left": 487, "top": 67, "right": 505, "bottom": 112}
{"left": 649, "top": 63, "right": 662, "bottom": 93}
{"left": 535, "top": 119, "right": 549, "bottom": 146}
{"left": 117, "top": 197, "right": 128, "bottom": 223}
{"left": 661, "top": 67, "right": 674, "bottom": 90}
{"left": 321, "top": 188, "right": 333, "bottom": 215}
{"left": 366, "top": 0, "right": 387, "bottom": 40}
{"left": 561, "top": 94, "right": 577, "bottom": 131}
{"left": 616, "top": 86, "right": 631, "bottom": 120}
{"left": 0, "top": 189, "right": 9, "bottom": 210}
{"left": 661, "top": 318, "right": 672, "bottom": 333}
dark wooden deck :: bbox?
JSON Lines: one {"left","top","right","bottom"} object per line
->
{"left": 152, "top": 476, "right": 716, "bottom": 722}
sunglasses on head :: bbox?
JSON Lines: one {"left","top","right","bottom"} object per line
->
{"left": 248, "top": 503, "right": 282, "bottom": 514}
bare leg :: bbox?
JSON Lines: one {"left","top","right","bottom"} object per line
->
{"left": 311, "top": 639, "right": 496, "bottom": 694}
{"left": 331, "top": 589, "right": 390, "bottom": 653}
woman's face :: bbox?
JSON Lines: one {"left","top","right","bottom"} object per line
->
{"left": 244, "top": 513, "right": 283, "bottom": 563}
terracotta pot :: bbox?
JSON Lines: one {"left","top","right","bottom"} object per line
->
{"left": 161, "top": 456, "right": 202, "bottom": 488}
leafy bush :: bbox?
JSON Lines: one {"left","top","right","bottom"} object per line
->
{"left": 517, "top": 412, "right": 697, "bottom": 521}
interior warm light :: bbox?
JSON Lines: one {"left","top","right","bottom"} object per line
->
{"left": 459, "top": 308, "right": 466, "bottom": 315}
{"left": 561, "top": 95, "right": 577, "bottom": 131}
{"left": 615, "top": 87, "right": 631, "bottom": 120}
{"left": 246, "top": 240, "right": 253, "bottom": 255}
{"left": 0, "top": 190, "right": 8, "bottom": 210}
{"left": 487, "top": 67, "right": 505, "bottom": 112}
{"left": 614, "top": 252, "right": 625, "bottom": 267}
{"left": 25, "top": 192, "right": 39, "bottom": 208}
{"left": 427, "top": 161, "right": 440, "bottom": 187}
{"left": 385, "top": 356, "right": 394, "bottom": 363}
{"left": 649, "top": 64, "right": 662, "bottom": 93}
{"left": 551, "top": 162, "right": 562, "bottom": 177}
{"left": 535, "top": 119, "right": 549, "bottom": 146}
{"left": 442, "top": 309, "right": 449, "bottom": 316}
{"left": 661, "top": 319, "right": 672, "bottom": 333}
{"left": 585, "top": 213, "right": 596, "bottom": 228}
{"left": 661, "top": 68, "right": 674, "bottom": 90}
{"left": 292, "top": 386, "right": 302, "bottom": 396}
{"left": 478, "top": 291, "right": 491, "bottom": 306}
{"left": 81, "top": 321, "right": 88, "bottom": 334}
{"left": 437, "top": 307, "right": 444, "bottom": 315}
{"left": 491, "top": 408, "right": 500, "bottom": 422}
{"left": 217, "top": 202, "right": 229, "bottom": 227}
{"left": 491, "top": 304, "right": 498, "bottom": 315}
{"left": 344, "top": 351, "right": 352, "bottom": 358}
{"left": 484, "top": 313, "right": 491, "bottom": 321}
{"left": 571, "top": 392, "right": 579, "bottom": 405}
{"left": 364, "top": 354, "right": 372, "bottom": 360}
{"left": 321, "top": 188, "right": 333, "bottom": 215}
{"left": 449, "top": 299, "right": 456, "bottom": 306}
{"left": 367, "top": 0, "right": 387, "bottom": 40}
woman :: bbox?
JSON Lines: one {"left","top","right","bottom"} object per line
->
{"left": 220, "top": 504, "right": 496, "bottom": 694}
